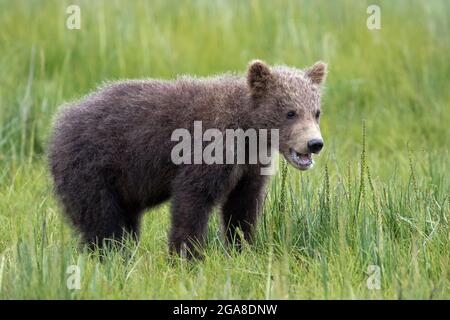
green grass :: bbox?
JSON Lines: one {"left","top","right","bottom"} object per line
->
{"left": 0, "top": 0, "right": 448, "bottom": 299}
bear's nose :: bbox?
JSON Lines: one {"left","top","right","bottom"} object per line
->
{"left": 308, "top": 139, "right": 324, "bottom": 154}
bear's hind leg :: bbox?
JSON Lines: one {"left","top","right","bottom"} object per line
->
{"left": 75, "top": 188, "right": 142, "bottom": 250}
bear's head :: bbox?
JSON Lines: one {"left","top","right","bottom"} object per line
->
{"left": 247, "top": 60, "right": 327, "bottom": 170}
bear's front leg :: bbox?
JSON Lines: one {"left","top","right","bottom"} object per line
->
{"left": 222, "top": 172, "right": 268, "bottom": 250}
{"left": 169, "top": 191, "right": 214, "bottom": 259}
{"left": 169, "top": 165, "right": 233, "bottom": 259}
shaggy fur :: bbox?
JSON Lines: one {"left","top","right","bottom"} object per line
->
{"left": 48, "top": 60, "right": 327, "bottom": 258}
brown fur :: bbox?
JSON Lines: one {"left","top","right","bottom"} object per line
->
{"left": 48, "top": 60, "right": 327, "bottom": 258}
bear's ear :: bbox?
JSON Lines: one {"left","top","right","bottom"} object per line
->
{"left": 247, "top": 60, "right": 272, "bottom": 96}
{"left": 305, "top": 61, "right": 327, "bottom": 85}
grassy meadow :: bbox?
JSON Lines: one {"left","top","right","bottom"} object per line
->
{"left": 0, "top": 0, "right": 448, "bottom": 299}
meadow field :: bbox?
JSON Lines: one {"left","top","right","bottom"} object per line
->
{"left": 0, "top": 0, "right": 448, "bottom": 299}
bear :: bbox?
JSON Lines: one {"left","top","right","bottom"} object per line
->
{"left": 48, "top": 60, "right": 327, "bottom": 258}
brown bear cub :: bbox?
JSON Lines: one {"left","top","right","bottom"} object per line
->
{"left": 49, "top": 60, "right": 327, "bottom": 258}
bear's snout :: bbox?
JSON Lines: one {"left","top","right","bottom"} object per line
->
{"left": 307, "top": 139, "right": 324, "bottom": 154}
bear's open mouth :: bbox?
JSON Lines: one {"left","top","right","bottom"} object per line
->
{"left": 289, "top": 148, "right": 313, "bottom": 170}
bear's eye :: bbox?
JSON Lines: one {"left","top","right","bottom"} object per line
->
{"left": 315, "top": 110, "right": 321, "bottom": 119}
{"left": 286, "top": 111, "right": 296, "bottom": 119}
